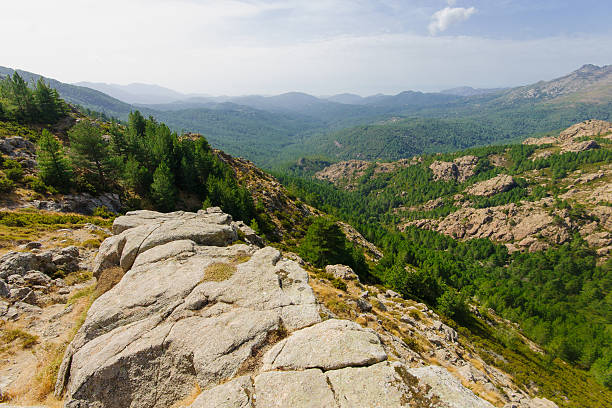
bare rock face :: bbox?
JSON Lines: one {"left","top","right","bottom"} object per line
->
{"left": 404, "top": 198, "right": 575, "bottom": 251}
{"left": 315, "top": 160, "right": 371, "bottom": 186}
{"left": 466, "top": 174, "right": 516, "bottom": 197}
{"left": 57, "top": 208, "right": 497, "bottom": 408}
{"left": 559, "top": 119, "right": 612, "bottom": 141}
{"left": 408, "top": 366, "right": 494, "bottom": 408}
{"left": 561, "top": 139, "right": 599, "bottom": 153}
{"left": 28, "top": 192, "right": 122, "bottom": 215}
{"left": 524, "top": 119, "right": 611, "bottom": 147}
{"left": 57, "top": 209, "right": 320, "bottom": 408}
{"left": 325, "top": 264, "right": 359, "bottom": 281}
{"left": 430, "top": 155, "right": 479, "bottom": 182}
{"left": 337, "top": 221, "right": 383, "bottom": 260}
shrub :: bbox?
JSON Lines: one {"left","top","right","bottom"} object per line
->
{"left": 93, "top": 206, "right": 114, "bottom": 219}
{"left": 4, "top": 166, "right": 23, "bottom": 182}
{"left": 331, "top": 278, "right": 347, "bottom": 291}
{"left": 0, "top": 175, "right": 15, "bottom": 193}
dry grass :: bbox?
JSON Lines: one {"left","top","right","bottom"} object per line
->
{"left": 63, "top": 270, "right": 93, "bottom": 286}
{"left": 81, "top": 238, "right": 102, "bottom": 248}
{"left": 33, "top": 342, "right": 66, "bottom": 401}
{"left": 1, "top": 327, "right": 38, "bottom": 349}
{"left": 201, "top": 262, "right": 237, "bottom": 282}
{"left": 30, "top": 295, "right": 94, "bottom": 404}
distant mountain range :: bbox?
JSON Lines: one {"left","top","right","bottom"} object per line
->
{"left": 1, "top": 64, "right": 611, "bottom": 166}
{"left": 73, "top": 82, "right": 197, "bottom": 105}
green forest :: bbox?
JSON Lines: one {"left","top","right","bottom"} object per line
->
{"left": 0, "top": 73, "right": 272, "bottom": 234}
{"left": 276, "top": 142, "right": 612, "bottom": 390}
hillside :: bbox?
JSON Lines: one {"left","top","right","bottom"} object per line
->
{"left": 1, "top": 78, "right": 609, "bottom": 407}
{"left": 5, "top": 65, "right": 612, "bottom": 168}
{"left": 278, "top": 119, "right": 612, "bottom": 401}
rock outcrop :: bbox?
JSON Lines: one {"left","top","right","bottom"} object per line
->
{"left": 56, "top": 208, "right": 498, "bottom": 408}
{"left": 403, "top": 198, "right": 576, "bottom": 252}
{"left": 0, "top": 246, "right": 81, "bottom": 279}
{"left": 314, "top": 158, "right": 418, "bottom": 189}
{"left": 27, "top": 192, "right": 122, "bottom": 215}
{"left": 559, "top": 119, "right": 612, "bottom": 141}
{"left": 466, "top": 174, "right": 516, "bottom": 197}
{"left": 429, "top": 155, "right": 479, "bottom": 182}
{"left": 524, "top": 119, "right": 612, "bottom": 148}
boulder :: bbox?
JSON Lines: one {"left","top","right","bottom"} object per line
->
{"left": 92, "top": 209, "right": 237, "bottom": 277}
{"left": 325, "top": 264, "right": 359, "bottom": 281}
{"left": 408, "top": 365, "right": 495, "bottom": 408}
{"left": 188, "top": 375, "right": 253, "bottom": 408}
{"left": 56, "top": 210, "right": 321, "bottom": 408}
{"left": 231, "top": 220, "right": 264, "bottom": 247}
{"left": 23, "top": 271, "right": 52, "bottom": 286}
{"left": 467, "top": 174, "right": 516, "bottom": 197}
{"left": 356, "top": 298, "right": 372, "bottom": 313}
{"left": 0, "top": 247, "right": 80, "bottom": 279}
{"left": 262, "top": 319, "right": 386, "bottom": 371}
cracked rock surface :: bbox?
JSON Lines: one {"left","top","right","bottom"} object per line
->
{"left": 56, "top": 208, "right": 497, "bottom": 408}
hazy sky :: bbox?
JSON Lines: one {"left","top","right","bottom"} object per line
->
{"left": 2, "top": 0, "right": 612, "bottom": 95}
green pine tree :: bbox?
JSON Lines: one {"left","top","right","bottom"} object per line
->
{"left": 299, "top": 217, "right": 351, "bottom": 267}
{"left": 37, "top": 129, "right": 72, "bottom": 191}
{"left": 150, "top": 161, "right": 176, "bottom": 211}
{"left": 68, "top": 121, "right": 113, "bottom": 190}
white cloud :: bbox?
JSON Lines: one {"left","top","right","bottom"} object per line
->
{"left": 428, "top": 6, "right": 476, "bottom": 35}
{"left": 0, "top": 1, "right": 611, "bottom": 95}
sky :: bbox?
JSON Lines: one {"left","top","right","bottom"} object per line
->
{"left": 2, "top": 0, "right": 612, "bottom": 96}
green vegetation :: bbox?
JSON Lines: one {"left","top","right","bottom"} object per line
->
{"left": 299, "top": 217, "right": 368, "bottom": 280}
{"left": 0, "top": 72, "right": 67, "bottom": 124}
{"left": 277, "top": 139, "right": 612, "bottom": 395}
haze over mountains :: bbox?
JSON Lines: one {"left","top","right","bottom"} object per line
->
{"left": 2, "top": 63, "right": 612, "bottom": 167}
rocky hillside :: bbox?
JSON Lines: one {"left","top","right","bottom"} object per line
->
{"left": 0, "top": 208, "right": 567, "bottom": 407}
{"left": 503, "top": 64, "right": 612, "bottom": 103}
{"left": 313, "top": 120, "right": 612, "bottom": 260}
{"left": 403, "top": 120, "right": 612, "bottom": 258}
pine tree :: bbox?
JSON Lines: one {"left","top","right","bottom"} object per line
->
{"left": 37, "top": 129, "right": 72, "bottom": 190}
{"left": 68, "top": 121, "right": 113, "bottom": 190}
{"left": 34, "top": 78, "right": 65, "bottom": 123}
{"left": 150, "top": 161, "right": 176, "bottom": 211}
{"left": 299, "top": 217, "right": 351, "bottom": 267}
{"left": 1, "top": 72, "right": 37, "bottom": 122}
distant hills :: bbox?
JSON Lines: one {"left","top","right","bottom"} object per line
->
{"left": 74, "top": 82, "right": 194, "bottom": 105}
{"left": 1, "top": 64, "right": 612, "bottom": 167}
{"left": 439, "top": 86, "right": 505, "bottom": 97}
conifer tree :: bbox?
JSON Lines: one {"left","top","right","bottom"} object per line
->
{"left": 150, "top": 160, "right": 176, "bottom": 211}
{"left": 37, "top": 129, "right": 73, "bottom": 191}
{"left": 68, "top": 121, "right": 113, "bottom": 189}
{"left": 299, "top": 217, "right": 350, "bottom": 267}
